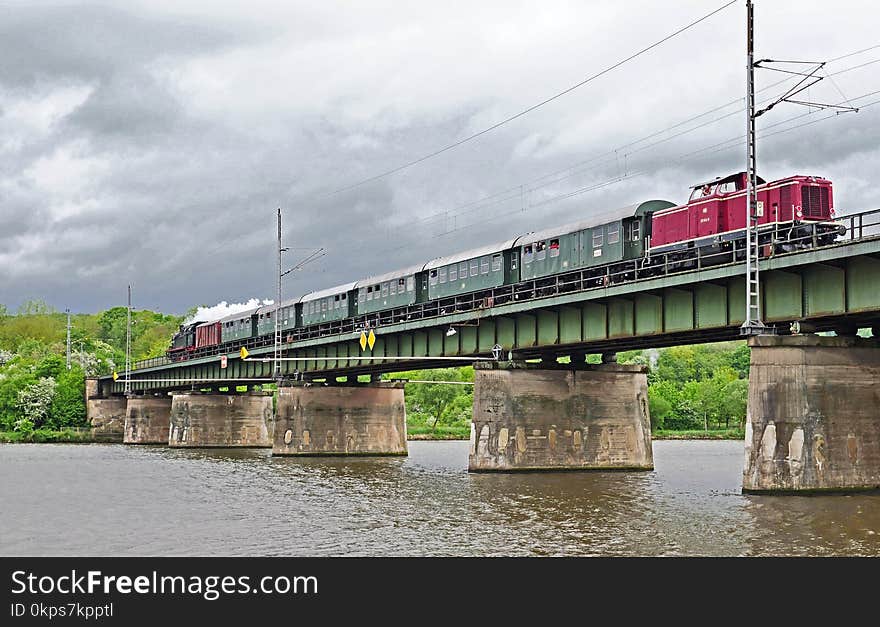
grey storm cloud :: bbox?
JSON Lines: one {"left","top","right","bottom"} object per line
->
{"left": 0, "top": 0, "right": 878, "bottom": 315}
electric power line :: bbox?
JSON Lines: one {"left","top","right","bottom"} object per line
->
{"left": 321, "top": 0, "right": 738, "bottom": 197}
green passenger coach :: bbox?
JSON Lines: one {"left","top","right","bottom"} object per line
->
{"left": 357, "top": 265, "right": 422, "bottom": 315}
{"left": 220, "top": 307, "right": 259, "bottom": 343}
{"left": 300, "top": 282, "right": 358, "bottom": 326}
{"left": 517, "top": 200, "right": 675, "bottom": 280}
{"left": 424, "top": 240, "right": 519, "bottom": 300}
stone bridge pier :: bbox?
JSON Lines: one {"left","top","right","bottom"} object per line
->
{"left": 85, "top": 378, "right": 126, "bottom": 442}
{"left": 273, "top": 382, "right": 407, "bottom": 456}
{"left": 743, "top": 335, "right": 880, "bottom": 493}
{"left": 469, "top": 362, "right": 654, "bottom": 472}
{"left": 168, "top": 391, "right": 274, "bottom": 448}
{"left": 124, "top": 394, "right": 172, "bottom": 444}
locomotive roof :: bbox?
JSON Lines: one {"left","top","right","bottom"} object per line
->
{"left": 300, "top": 281, "right": 359, "bottom": 302}
{"left": 690, "top": 171, "right": 766, "bottom": 188}
{"left": 513, "top": 200, "right": 673, "bottom": 245}
{"left": 355, "top": 264, "right": 425, "bottom": 287}
{"left": 423, "top": 238, "right": 520, "bottom": 270}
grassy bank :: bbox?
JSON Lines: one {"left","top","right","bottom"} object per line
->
{"left": 407, "top": 425, "right": 471, "bottom": 440}
{"left": 0, "top": 429, "right": 95, "bottom": 443}
{"left": 652, "top": 428, "right": 744, "bottom": 440}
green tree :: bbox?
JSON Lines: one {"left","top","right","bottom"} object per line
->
{"left": 50, "top": 367, "right": 87, "bottom": 428}
{"left": 15, "top": 377, "right": 57, "bottom": 430}
{"left": 390, "top": 368, "right": 473, "bottom": 431}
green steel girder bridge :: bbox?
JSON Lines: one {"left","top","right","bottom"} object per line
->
{"left": 100, "top": 208, "right": 880, "bottom": 395}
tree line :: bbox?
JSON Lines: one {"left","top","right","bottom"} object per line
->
{"left": 1, "top": 299, "right": 753, "bottom": 436}
{"left": 0, "top": 300, "right": 182, "bottom": 434}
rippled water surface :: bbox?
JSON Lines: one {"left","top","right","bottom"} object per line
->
{"left": 2, "top": 440, "right": 878, "bottom": 556}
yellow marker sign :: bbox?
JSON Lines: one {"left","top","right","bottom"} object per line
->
{"left": 359, "top": 331, "right": 367, "bottom": 352}
{"left": 367, "top": 329, "right": 376, "bottom": 351}
{"left": 240, "top": 346, "right": 250, "bottom": 360}
{"left": 112, "top": 371, "right": 118, "bottom": 381}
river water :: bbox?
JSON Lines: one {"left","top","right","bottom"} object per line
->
{"left": 1, "top": 440, "right": 878, "bottom": 556}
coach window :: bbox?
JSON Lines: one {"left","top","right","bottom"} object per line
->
{"left": 549, "top": 239, "right": 560, "bottom": 257}
{"left": 459, "top": 262, "right": 468, "bottom": 278}
{"left": 607, "top": 224, "right": 620, "bottom": 245}
{"left": 523, "top": 244, "right": 533, "bottom": 264}
{"left": 320, "top": 300, "right": 326, "bottom": 312}
{"left": 491, "top": 254, "right": 502, "bottom": 272}
{"left": 430, "top": 269, "right": 438, "bottom": 286}
{"left": 367, "top": 286, "right": 373, "bottom": 301}
{"left": 593, "top": 230, "right": 604, "bottom": 248}
{"left": 359, "top": 290, "right": 365, "bottom": 304}
{"left": 631, "top": 221, "right": 641, "bottom": 242}
{"left": 470, "top": 259, "right": 479, "bottom": 277}
{"left": 480, "top": 257, "right": 490, "bottom": 274}
{"left": 439, "top": 267, "right": 447, "bottom": 283}
{"left": 536, "top": 241, "right": 547, "bottom": 261}
{"left": 382, "top": 283, "right": 388, "bottom": 297}
{"left": 446, "top": 265, "right": 456, "bottom": 282}
{"left": 334, "top": 295, "right": 340, "bottom": 309}
{"left": 398, "top": 278, "right": 406, "bottom": 292}
{"left": 406, "top": 277, "right": 415, "bottom": 292}
{"left": 390, "top": 281, "right": 396, "bottom": 295}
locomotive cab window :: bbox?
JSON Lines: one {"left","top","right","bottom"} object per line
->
{"left": 717, "top": 181, "right": 736, "bottom": 194}
{"left": 607, "top": 225, "right": 620, "bottom": 245}
{"left": 549, "top": 239, "right": 560, "bottom": 257}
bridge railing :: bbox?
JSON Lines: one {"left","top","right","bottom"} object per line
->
{"left": 120, "top": 206, "right": 880, "bottom": 375}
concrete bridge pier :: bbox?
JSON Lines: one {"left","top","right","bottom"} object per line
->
{"left": 85, "top": 378, "right": 126, "bottom": 442}
{"left": 743, "top": 335, "right": 880, "bottom": 493}
{"left": 124, "top": 394, "right": 172, "bottom": 444}
{"left": 469, "top": 362, "right": 653, "bottom": 472}
{"left": 273, "top": 382, "right": 407, "bottom": 456}
{"left": 168, "top": 391, "right": 274, "bottom": 448}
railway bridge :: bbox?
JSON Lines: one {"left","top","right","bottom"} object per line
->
{"left": 92, "top": 208, "right": 880, "bottom": 492}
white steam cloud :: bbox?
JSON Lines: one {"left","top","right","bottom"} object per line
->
{"left": 185, "top": 298, "right": 274, "bottom": 324}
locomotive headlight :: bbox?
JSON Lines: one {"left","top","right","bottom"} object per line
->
{"left": 795, "top": 207, "right": 803, "bottom": 219}
{"left": 830, "top": 207, "right": 836, "bottom": 217}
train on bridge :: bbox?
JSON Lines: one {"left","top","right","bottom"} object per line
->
{"left": 168, "top": 172, "right": 843, "bottom": 361}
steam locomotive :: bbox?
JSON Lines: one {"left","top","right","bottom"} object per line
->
{"left": 168, "top": 172, "right": 843, "bottom": 361}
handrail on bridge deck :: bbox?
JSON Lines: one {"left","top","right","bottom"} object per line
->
{"left": 113, "top": 206, "right": 880, "bottom": 376}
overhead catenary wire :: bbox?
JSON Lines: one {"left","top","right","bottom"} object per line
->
{"left": 321, "top": 0, "right": 738, "bottom": 197}
{"left": 188, "top": 48, "right": 880, "bottom": 274}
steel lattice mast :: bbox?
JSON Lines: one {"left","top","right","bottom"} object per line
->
{"left": 741, "top": 0, "right": 766, "bottom": 336}
{"left": 274, "top": 208, "right": 285, "bottom": 384}
{"left": 125, "top": 285, "right": 132, "bottom": 395}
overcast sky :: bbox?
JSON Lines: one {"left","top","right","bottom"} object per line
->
{"left": 1, "top": 0, "right": 878, "bottom": 316}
